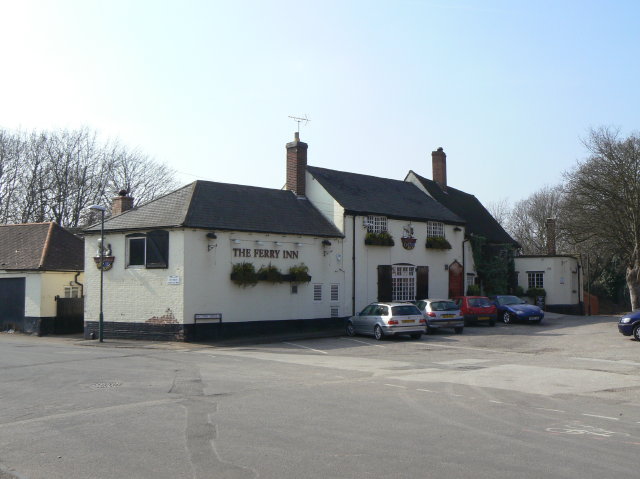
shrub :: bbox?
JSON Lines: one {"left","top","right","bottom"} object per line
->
{"left": 364, "top": 231, "right": 395, "bottom": 246}
{"left": 526, "top": 287, "right": 546, "bottom": 298}
{"left": 288, "top": 263, "right": 311, "bottom": 283}
{"left": 257, "top": 263, "right": 283, "bottom": 283}
{"left": 425, "top": 236, "right": 452, "bottom": 249}
{"left": 466, "top": 284, "right": 481, "bottom": 295}
{"left": 230, "top": 262, "right": 258, "bottom": 287}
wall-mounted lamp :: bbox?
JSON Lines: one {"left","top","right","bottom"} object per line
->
{"left": 322, "top": 239, "right": 332, "bottom": 246}
{"left": 295, "top": 242, "right": 303, "bottom": 247}
{"left": 454, "top": 227, "right": 462, "bottom": 232}
{"left": 232, "top": 239, "right": 241, "bottom": 244}
{"left": 444, "top": 264, "right": 449, "bottom": 271}
{"left": 256, "top": 240, "right": 265, "bottom": 246}
{"left": 274, "top": 242, "right": 282, "bottom": 246}
{"left": 206, "top": 232, "right": 217, "bottom": 239}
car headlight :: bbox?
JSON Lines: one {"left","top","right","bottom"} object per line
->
{"left": 620, "top": 317, "right": 632, "bottom": 324}
{"left": 516, "top": 310, "right": 525, "bottom": 315}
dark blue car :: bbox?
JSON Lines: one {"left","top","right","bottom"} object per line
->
{"left": 618, "top": 310, "right": 640, "bottom": 340}
{"left": 491, "top": 295, "right": 544, "bottom": 324}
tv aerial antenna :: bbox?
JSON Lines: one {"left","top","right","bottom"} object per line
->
{"left": 288, "top": 114, "right": 310, "bottom": 133}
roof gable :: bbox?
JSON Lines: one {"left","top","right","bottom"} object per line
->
{"left": 0, "top": 222, "right": 83, "bottom": 271}
{"left": 306, "top": 166, "right": 464, "bottom": 224}
{"left": 409, "top": 171, "right": 517, "bottom": 245}
{"left": 87, "top": 180, "right": 343, "bottom": 238}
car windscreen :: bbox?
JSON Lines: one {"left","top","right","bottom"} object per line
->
{"left": 469, "top": 298, "right": 491, "bottom": 307}
{"left": 431, "top": 301, "right": 458, "bottom": 311}
{"left": 391, "top": 305, "right": 421, "bottom": 316}
{"left": 499, "top": 296, "right": 525, "bottom": 305}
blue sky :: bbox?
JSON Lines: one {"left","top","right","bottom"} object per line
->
{"left": 1, "top": 0, "right": 638, "bottom": 207}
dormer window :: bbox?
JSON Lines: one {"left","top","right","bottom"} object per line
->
{"left": 366, "top": 215, "right": 388, "bottom": 234}
{"left": 426, "top": 221, "right": 445, "bottom": 238}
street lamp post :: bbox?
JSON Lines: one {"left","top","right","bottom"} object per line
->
{"left": 89, "top": 204, "right": 107, "bottom": 342}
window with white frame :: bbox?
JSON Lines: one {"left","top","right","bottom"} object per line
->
{"left": 64, "top": 286, "right": 80, "bottom": 298}
{"left": 330, "top": 284, "right": 339, "bottom": 302}
{"left": 392, "top": 265, "right": 416, "bottom": 302}
{"left": 313, "top": 284, "right": 323, "bottom": 302}
{"left": 426, "top": 221, "right": 445, "bottom": 238}
{"left": 527, "top": 271, "right": 544, "bottom": 289}
{"left": 330, "top": 306, "right": 339, "bottom": 317}
{"left": 366, "top": 215, "right": 388, "bottom": 234}
{"left": 466, "top": 273, "right": 476, "bottom": 288}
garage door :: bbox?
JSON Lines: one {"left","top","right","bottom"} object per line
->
{"left": 0, "top": 277, "right": 26, "bottom": 328}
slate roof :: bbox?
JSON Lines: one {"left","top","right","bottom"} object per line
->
{"left": 0, "top": 222, "right": 84, "bottom": 271}
{"left": 85, "top": 181, "right": 343, "bottom": 238}
{"left": 409, "top": 171, "right": 518, "bottom": 246}
{"left": 306, "top": 166, "right": 465, "bottom": 224}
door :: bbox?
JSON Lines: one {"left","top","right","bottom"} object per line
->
{"left": 0, "top": 278, "right": 26, "bottom": 329}
{"left": 448, "top": 261, "right": 464, "bottom": 298}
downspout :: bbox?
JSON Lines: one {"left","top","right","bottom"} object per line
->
{"left": 74, "top": 272, "right": 84, "bottom": 298}
{"left": 462, "top": 238, "right": 469, "bottom": 295}
{"left": 352, "top": 215, "right": 356, "bottom": 315}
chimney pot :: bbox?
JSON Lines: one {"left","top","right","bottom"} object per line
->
{"left": 432, "top": 147, "right": 447, "bottom": 188}
{"left": 286, "top": 133, "right": 308, "bottom": 197}
{"left": 546, "top": 218, "right": 557, "bottom": 255}
{"left": 112, "top": 190, "right": 134, "bottom": 216}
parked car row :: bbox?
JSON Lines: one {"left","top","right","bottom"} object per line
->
{"left": 346, "top": 295, "right": 546, "bottom": 340}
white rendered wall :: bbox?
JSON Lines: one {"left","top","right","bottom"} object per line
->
{"left": 183, "top": 230, "right": 347, "bottom": 324}
{"left": 40, "top": 272, "right": 84, "bottom": 316}
{"left": 515, "top": 256, "right": 581, "bottom": 305}
{"left": 305, "top": 172, "right": 346, "bottom": 233}
{"left": 84, "top": 231, "right": 186, "bottom": 324}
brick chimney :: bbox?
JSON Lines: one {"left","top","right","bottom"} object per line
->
{"left": 286, "top": 132, "right": 308, "bottom": 197}
{"left": 546, "top": 218, "right": 557, "bottom": 255}
{"left": 112, "top": 189, "right": 134, "bottom": 216}
{"left": 432, "top": 147, "right": 447, "bottom": 188}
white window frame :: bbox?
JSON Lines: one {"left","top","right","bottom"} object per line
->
{"left": 330, "top": 306, "right": 339, "bottom": 318}
{"left": 313, "top": 283, "right": 323, "bottom": 302}
{"left": 366, "top": 215, "right": 388, "bottom": 234}
{"left": 466, "top": 273, "right": 476, "bottom": 288}
{"left": 426, "top": 221, "right": 445, "bottom": 238}
{"left": 392, "top": 265, "right": 416, "bottom": 302}
{"left": 527, "top": 271, "right": 544, "bottom": 289}
{"left": 64, "top": 286, "right": 80, "bottom": 298}
{"left": 127, "top": 236, "right": 146, "bottom": 267}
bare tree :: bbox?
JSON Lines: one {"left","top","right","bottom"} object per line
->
{"left": 0, "top": 128, "right": 178, "bottom": 228}
{"left": 486, "top": 198, "right": 511, "bottom": 229}
{"left": 563, "top": 127, "right": 640, "bottom": 309}
{"left": 508, "top": 185, "right": 565, "bottom": 255}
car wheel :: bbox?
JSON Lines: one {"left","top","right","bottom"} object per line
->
{"left": 633, "top": 324, "right": 640, "bottom": 341}
{"left": 410, "top": 332, "right": 422, "bottom": 340}
{"left": 502, "top": 312, "right": 511, "bottom": 324}
{"left": 374, "top": 325, "right": 385, "bottom": 341}
{"left": 454, "top": 327, "right": 463, "bottom": 334}
{"left": 346, "top": 321, "right": 356, "bottom": 337}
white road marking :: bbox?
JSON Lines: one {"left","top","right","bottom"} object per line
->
{"left": 339, "top": 337, "right": 385, "bottom": 348}
{"left": 582, "top": 413, "right": 619, "bottom": 421}
{"left": 281, "top": 342, "right": 328, "bottom": 354}
{"left": 416, "top": 388, "right": 434, "bottom": 393}
{"left": 489, "top": 400, "right": 504, "bottom": 404}
{"left": 384, "top": 384, "right": 407, "bottom": 389}
{"left": 534, "top": 408, "right": 566, "bottom": 413}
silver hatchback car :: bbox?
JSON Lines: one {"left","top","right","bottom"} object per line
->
{"left": 416, "top": 299, "right": 464, "bottom": 334}
{"left": 346, "top": 302, "right": 426, "bottom": 340}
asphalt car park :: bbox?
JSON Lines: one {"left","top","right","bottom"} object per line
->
{"left": 2, "top": 313, "right": 640, "bottom": 479}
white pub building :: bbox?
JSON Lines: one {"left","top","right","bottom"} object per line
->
{"left": 84, "top": 134, "right": 510, "bottom": 341}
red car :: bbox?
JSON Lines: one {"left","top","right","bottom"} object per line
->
{"left": 451, "top": 296, "right": 497, "bottom": 326}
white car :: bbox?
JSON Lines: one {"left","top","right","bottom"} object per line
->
{"left": 416, "top": 299, "right": 464, "bottom": 334}
{"left": 346, "top": 302, "right": 426, "bottom": 340}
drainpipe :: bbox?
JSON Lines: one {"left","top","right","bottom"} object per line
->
{"left": 352, "top": 215, "right": 356, "bottom": 315}
{"left": 462, "top": 238, "right": 469, "bottom": 295}
{"left": 73, "top": 272, "right": 84, "bottom": 298}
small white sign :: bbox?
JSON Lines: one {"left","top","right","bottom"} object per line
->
{"left": 168, "top": 275, "right": 181, "bottom": 285}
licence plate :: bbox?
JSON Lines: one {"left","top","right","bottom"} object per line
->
{"left": 442, "top": 314, "right": 454, "bottom": 318}
{"left": 529, "top": 316, "right": 539, "bottom": 320}
{"left": 402, "top": 319, "right": 415, "bottom": 324}
{"left": 479, "top": 316, "right": 489, "bottom": 320}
